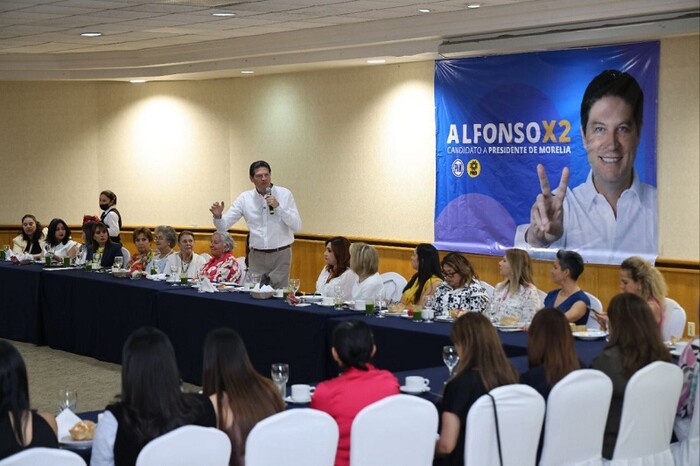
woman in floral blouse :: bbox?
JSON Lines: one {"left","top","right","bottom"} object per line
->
{"left": 492, "top": 248, "right": 542, "bottom": 324}
{"left": 200, "top": 232, "right": 240, "bottom": 283}
{"left": 128, "top": 227, "right": 154, "bottom": 273}
{"left": 432, "top": 252, "right": 489, "bottom": 317}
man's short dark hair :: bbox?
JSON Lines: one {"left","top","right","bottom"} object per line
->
{"left": 580, "top": 70, "right": 643, "bottom": 134}
{"left": 249, "top": 160, "right": 271, "bottom": 177}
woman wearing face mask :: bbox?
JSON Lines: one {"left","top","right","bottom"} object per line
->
{"left": 12, "top": 214, "right": 46, "bottom": 259}
{"left": 99, "top": 190, "right": 122, "bottom": 244}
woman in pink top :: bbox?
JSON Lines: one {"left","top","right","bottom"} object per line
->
{"left": 311, "top": 320, "right": 399, "bottom": 466}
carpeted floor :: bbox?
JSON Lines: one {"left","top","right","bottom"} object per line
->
{"left": 6, "top": 339, "right": 200, "bottom": 415}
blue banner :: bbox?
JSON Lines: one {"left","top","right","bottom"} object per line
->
{"left": 434, "top": 42, "right": 659, "bottom": 264}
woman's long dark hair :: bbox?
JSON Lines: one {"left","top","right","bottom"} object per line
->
{"left": 527, "top": 308, "right": 581, "bottom": 386}
{"left": 120, "top": 327, "right": 197, "bottom": 445}
{"left": 89, "top": 222, "right": 113, "bottom": 250}
{"left": 403, "top": 244, "right": 443, "bottom": 304}
{"left": 606, "top": 293, "right": 670, "bottom": 377}
{"left": 19, "top": 214, "right": 43, "bottom": 254}
{"left": 0, "top": 340, "right": 31, "bottom": 446}
{"left": 325, "top": 237, "right": 351, "bottom": 281}
{"left": 46, "top": 218, "right": 71, "bottom": 247}
{"left": 202, "top": 329, "right": 283, "bottom": 466}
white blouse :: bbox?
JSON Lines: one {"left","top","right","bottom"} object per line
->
{"left": 44, "top": 240, "right": 79, "bottom": 258}
{"left": 492, "top": 282, "right": 542, "bottom": 323}
{"left": 315, "top": 267, "right": 358, "bottom": 300}
{"left": 165, "top": 253, "right": 207, "bottom": 279}
{"left": 351, "top": 273, "right": 385, "bottom": 302}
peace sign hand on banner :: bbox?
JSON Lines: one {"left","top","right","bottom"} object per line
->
{"left": 525, "top": 164, "right": 569, "bottom": 247}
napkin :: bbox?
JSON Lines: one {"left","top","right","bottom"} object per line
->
{"left": 56, "top": 408, "right": 82, "bottom": 440}
{"left": 252, "top": 284, "right": 275, "bottom": 293}
{"left": 145, "top": 273, "right": 167, "bottom": 281}
{"left": 199, "top": 277, "right": 217, "bottom": 293}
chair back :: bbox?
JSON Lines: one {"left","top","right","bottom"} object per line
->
{"left": 135, "top": 425, "right": 231, "bottom": 466}
{"left": 465, "top": 384, "right": 545, "bottom": 466}
{"left": 236, "top": 256, "right": 247, "bottom": 285}
{"left": 246, "top": 409, "right": 338, "bottom": 466}
{"left": 0, "top": 448, "right": 86, "bottom": 466}
{"left": 479, "top": 280, "right": 495, "bottom": 299}
{"left": 350, "top": 394, "right": 438, "bottom": 466}
{"left": 120, "top": 247, "right": 131, "bottom": 265}
{"left": 671, "top": 374, "right": 700, "bottom": 466}
{"left": 539, "top": 370, "right": 612, "bottom": 466}
{"left": 537, "top": 288, "right": 547, "bottom": 305}
{"left": 612, "top": 361, "right": 683, "bottom": 463}
{"left": 381, "top": 272, "right": 408, "bottom": 302}
{"left": 585, "top": 292, "right": 603, "bottom": 330}
{"left": 662, "top": 298, "right": 687, "bottom": 341}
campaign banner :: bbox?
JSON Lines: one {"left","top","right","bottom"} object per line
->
{"left": 434, "top": 42, "right": 659, "bottom": 264}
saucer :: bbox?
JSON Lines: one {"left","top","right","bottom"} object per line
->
{"left": 285, "top": 396, "right": 311, "bottom": 404}
{"left": 400, "top": 385, "right": 430, "bottom": 394}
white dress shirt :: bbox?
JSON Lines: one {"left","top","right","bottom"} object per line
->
{"left": 214, "top": 185, "right": 301, "bottom": 250}
{"left": 515, "top": 170, "right": 657, "bottom": 264}
{"left": 316, "top": 268, "right": 358, "bottom": 300}
{"left": 165, "top": 252, "right": 207, "bottom": 279}
{"left": 101, "top": 207, "right": 120, "bottom": 239}
{"left": 44, "top": 239, "right": 78, "bottom": 258}
{"left": 351, "top": 273, "right": 385, "bottom": 301}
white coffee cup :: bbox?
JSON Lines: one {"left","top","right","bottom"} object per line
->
{"left": 274, "top": 289, "right": 284, "bottom": 298}
{"left": 322, "top": 296, "right": 334, "bottom": 306}
{"left": 291, "top": 384, "right": 314, "bottom": 402}
{"left": 405, "top": 376, "right": 430, "bottom": 392}
{"left": 355, "top": 300, "right": 366, "bottom": 311}
{"left": 422, "top": 308, "right": 434, "bottom": 320}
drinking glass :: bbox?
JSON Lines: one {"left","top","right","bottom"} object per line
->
{"left": 375, "top": 290, "right": 386, "bottom": 318}
{"left": 113, "top": 256, "right": 124, "bottom": 270}
{"left": 442, "top": 346, "right": 459, "bottom": 378}
{"left": 271, "top": 363, "right": 289, "bottom": 398}
{"left": 333, "top": 284, "right": 344, "bottom": 310}
{"left": 288, "top": 278, "right": 300, "bottom": 294}
{"left": 250, "top": 273, "right": 261, "bottom": 288}
{"left": 58, "top": 389, "right": 77, "bottom": 413}
{"left": 170, "top": 264, "right": 179, "bottom": 286}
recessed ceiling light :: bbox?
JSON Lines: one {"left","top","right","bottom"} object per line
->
{"left": 212, "top": 12, "right": 236, "bottom": 17}
{"left": 241, "top": 70, "right": 254, "bottom": 74}
{"left": 130, "top": 80, "right": 146, "bottom": 84}
{"left": 80, "top": 32, "right": 102, "bottom": 37}
{"left": 418, "top": 9, "right": 431, "bottom": 13}
{"left": 367, "top": 59, "right": 386, "bottom": 64}
{"left": 466, "top": 3, "right": 481, "bottom": 8}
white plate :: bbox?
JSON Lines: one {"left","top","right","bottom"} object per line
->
{"left": 573, "top": 330, "right": 608, "bottom": 340}
{"left": 294, "top": 303, "right": 311, "bottom": 307}
{"left": 435, "top": 315, "right": 455, "bottom": 323}
{"left": 385, "top": 312, "right": 407, "bottom": 318}
{"left": 300, "top": 295, "right": 323, "bottom": 303}
{"left": 285, "top": 396, "right": 311, "bottom": 404}
{"left": 494, "top": 322, "right": 523, "bottom": 330}
{"left": 238, "top": 287, "right": 254, "bottom": 293}
{"left": 400, "top": 385, "right": 430, "bottom": 394}
{"left": 59, "top": 435, "right": 92, "bottom": 448}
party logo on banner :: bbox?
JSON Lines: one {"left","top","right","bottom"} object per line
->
{"left": 434, "top": 42, "right": 659, "bottom": 264}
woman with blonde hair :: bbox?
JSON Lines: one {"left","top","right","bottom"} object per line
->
{"left": 620, "top": 256, "right": 667, "bottom": 325}
{"left": 435, "top": 313, "right": 519, "bottom": 465}
{"left": 492, "top": 248, "right": 542, "bottom": 324}
{"left": 350, "top": 242, "right": 384, "bottom": 302}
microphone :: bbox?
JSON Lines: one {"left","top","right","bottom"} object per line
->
{"left": 265, "top": 187, "right": 275, "bottom": 215}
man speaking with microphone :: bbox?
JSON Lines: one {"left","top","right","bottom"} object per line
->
{"left": 210, "top": 160, "right": 302, "bottom": 288}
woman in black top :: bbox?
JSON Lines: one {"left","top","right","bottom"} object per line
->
{"left": 86, "top": 221, "right": 123, "bottom": 268}
{"left": 0, "top": 341, "right": 58, "bottom": 460}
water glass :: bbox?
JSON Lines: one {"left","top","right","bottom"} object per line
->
{"left": 113, "top": 256, "right": 124, "bottom": 270}
{"left": 250, "top": 273, "right": 261, "bottom": 288}
{"left": 442, "top": 346, "right": 459, "bottom": 378}
{"left": 333, "top": 284, "right": 344, "bottom": 310}
{"left": 170, "top": 264, "right": 179, "bottom": 286}
{"left": 271, "top": 363, "right": 289, "bottom": 398}
{"left": 288, "top": 278, "right": 300, "bottom": 294}
{"left": 58, "top": 389, "right": 77, "bottom": 413}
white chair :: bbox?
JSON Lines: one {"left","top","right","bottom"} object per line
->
{"left": 199, "top": 252, "right": 211, "bottom": 262}
{"left": 539, "top": 370, "right": 613, "bottom": 466}
{"left": 135, "top": 425, "right": 231, "bottom": 466}
{"left": 537, "top": 288, "right": 547, "bottom": 305}
{"left": 671, "top": 375, "right": 700, "bottom": 466}
{"left": 236, "top": 256, "right": 247, "bottom": 285}
{"left": 606, "top": 361, "right": 683, "bottom": 466}
{"left": 381, "top": 272, "right": 408, "bottom": 302}
{"left": 350, "top": 394, "right": 439, "bottom": 466}
{"left": 0, "top": 448, "right": 86, "bottom": 466}
{"left": 662, "top": 298, "right": 687, "bottom": 341}
{"left": 465, "top": 384, "right": 545, "bottom": 466}
{"left": 246, "top": 409, "right": 338, "bottom": 466}
{"left": 120, "top": 247, "right": 131, "bottom": 265}
{"left": 479, "top": 280, "right": 495, "bottom": 299}
{"left": 585, "top": 292, "right": 604, "bottom": 330}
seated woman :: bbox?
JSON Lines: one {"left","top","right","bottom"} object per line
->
{"left": 543, "top": 250, "right": 591, "bottom": 325}
{"left": 620, "top": 256, "right": 668, "bottom": 326}
{"left": 127, "top": 227, "right": 154, "bottom": 273}
{"left": 315, "top": 237, "right": 357, "bottom": 300}
{"left": 146, "top": 225, "right": 177, "bottom": 274}
{"left": 0, "top": 340, "right": 58, "bottom": 460}
{"left": 91, "top": 327, "right": 216, "bottom": 466}
{"left": 401, "top": 243, "right": 443, "bottom": 305}
{"left": 166, "top": 230, "right": 207, "bottom": 279}
{"left": 12, "top": 214, "right": 46, "bottom": 259}
{"left": 591, "top": 293, "right": 670, "bottom": 460}
{"left": 521, "top": 308, "right": 581, "bottom": 399}
{"left": 201, "top": 328, "right": 284, "bottom": 466}
{"left": 674, "top": 336, "right": 699, "bottom": 442}
{"left": 432, "top": 252, "right": 489, "bottom": 317}
{"left": 43, "top": 218, "right": 79, "bottom": 261}
{"left": 435, "top": 313, "right": 519, "bottom": 465}
{"left": 349, "top": 242, "right": 384, "bottom": 302}
{"left": 492, "top": 248, "right": 542, "bottom": 324}
{"left": 199, "top": 232, "right": 240, "bottom": 282}
{"left": 311, "top": 320, "right": 399, "bottom": 466}
{"left": 86, "top": 222, "right": 123, "bottom": 268}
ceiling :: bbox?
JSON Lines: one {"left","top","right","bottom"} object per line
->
{"left": 0, "top": 0, "right": 698, "bottom": 81}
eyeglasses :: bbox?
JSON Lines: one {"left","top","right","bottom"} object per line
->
{"left": 442, "top": 269, "right": 457, "bottom": 278}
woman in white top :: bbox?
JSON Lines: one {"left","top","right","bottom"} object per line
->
{"left": 11, "top": 214, "right": 46, "bottom": 259}
{"left": 492, "top": 248, "right": 542, "bottom": 324}
{"left": 165, "top": 230, "right": 207, "bottom": 279}
{"left": 146, "top": 225, "right": 176, "bottom": 274}
{"left": 43, "top": 218, "right": 79, "bottom": 261}
{"left": 315, "top": 237, "right": 357, "bottom": 300}
{"left": 349, "top": 242, "right": 384, "bottom": 302}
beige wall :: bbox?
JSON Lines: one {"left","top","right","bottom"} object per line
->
{"left": 1, "top": 35, "right": 698, "bottom": 260}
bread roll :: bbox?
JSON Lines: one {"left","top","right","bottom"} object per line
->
{"left": 69, "top": 420, "right": 96, "bottom": 441}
